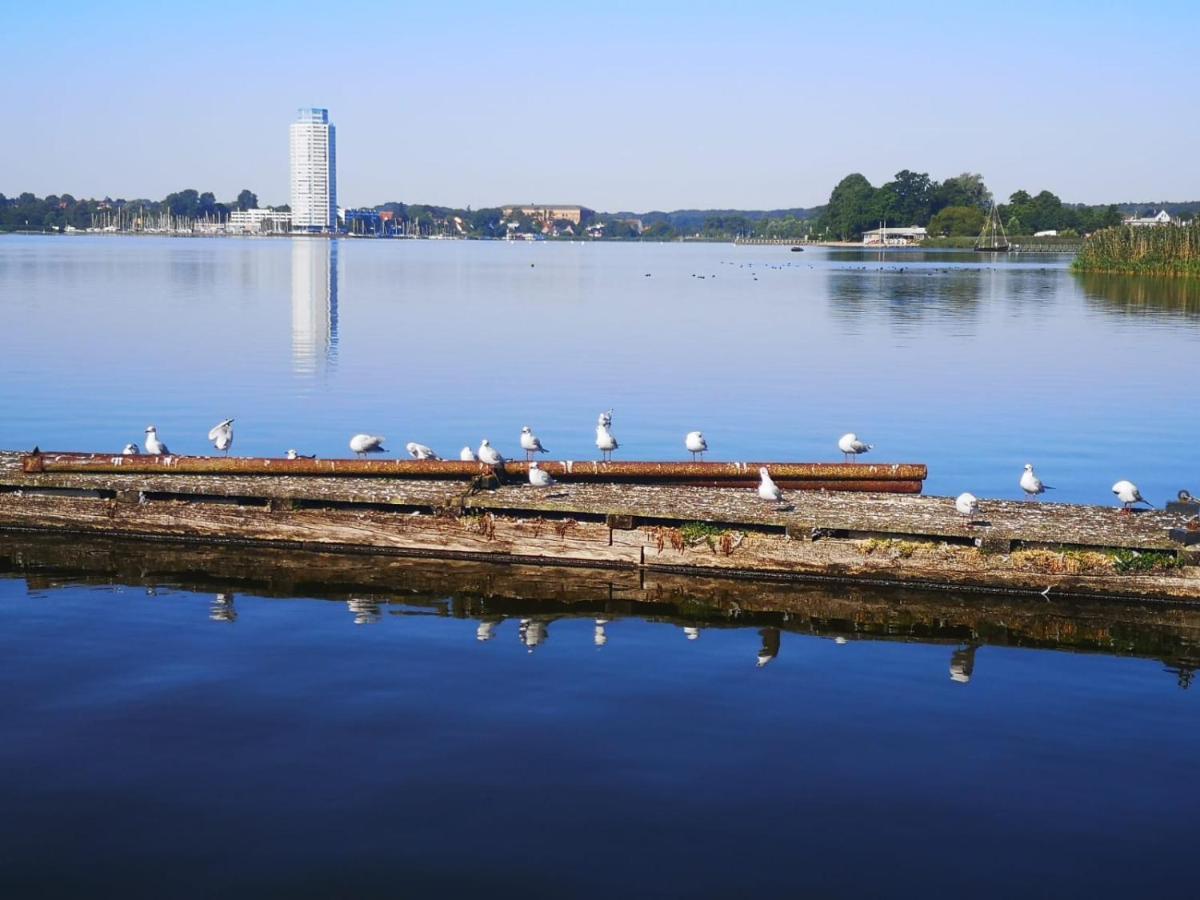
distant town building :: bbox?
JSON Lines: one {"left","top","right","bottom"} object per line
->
{"left": 1033, "top": 229, "right": 1058, "bottom": 237}
{"left": 501, "top": 204, "right": 595, "bottom": 229}
{"left": 862, "top": 226, "right": 927, "bottom": 246}
{"left": 289, "top": 108, "right": 338, "bottom": 233}
{"left": 227, "top": 208, "right": 291, "bottom": 234}
{"left": 1124, "top": 209, "right": 1172, "bottom": 227}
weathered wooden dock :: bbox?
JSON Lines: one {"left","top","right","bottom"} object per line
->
{"left": 1, "top": 451, "right": 1198, "bottom": 602}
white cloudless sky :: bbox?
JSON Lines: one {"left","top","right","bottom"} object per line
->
{"left": 3, "top": 0, "right": 1197, "bottom": 210}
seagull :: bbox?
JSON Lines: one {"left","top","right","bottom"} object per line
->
{"left": 121, "top": 443, "right": 139, "bottom": 456}
{"left": 405, "top": 442, "right": 441, "bottom": 460}
{"left": 144, "top": 425, "right": 170, "bottom": 455}
{"left": 597, "top": 409, "right": 613, "bottom": 428}
{"left": 528, "top": 461, "right": 555, "bottom": 488}
{"left": 1179, "top": 489, "right": 1196, "bottom": 503}
{"left": 208, "top": 418, "right": 234, "bottom": 455}
{"left": 1020, "top": 463, "right": 1053, "bottom": 499}
{"left": 285, "top": 449, "right": 315, "bottom": 460}
{"left": 838, "top": 432, "right": 873, "bottom": 462}
{"left": 955, "top": 492, "right": 980, "bottom": 528}
{"left": 520, "top": 425, "right": 548, "bottom": 460}
{"left": 596, "top": 421, "right": 619, "bottom": 462}
{"left": 685, "top": 431, "right": 708, "bottom": 461}
{"left": 459, "top": 446, "right": 477, "bottom": 462}
{"left": 1112, "top": 480, "right": 1152, "bottom": 513}
{"left": 349, "top": 434, "right": 386, "bottom": 457}
{"left": 478, "top": 439, "right": 504, "bottom": 467}
{"left": 758, "top": 466, "right": 784, "bottom": 505}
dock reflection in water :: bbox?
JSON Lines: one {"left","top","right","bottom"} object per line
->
{"left": 0, "top": 534, "right": 1197, "bottom": 896}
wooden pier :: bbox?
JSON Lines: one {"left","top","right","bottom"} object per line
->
{"left": 1, "top": 451, "right": 1198, "bottom": 602}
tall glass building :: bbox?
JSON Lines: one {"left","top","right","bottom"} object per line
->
{"left": 289, "top": 108, "right": 337, "bottom": 233}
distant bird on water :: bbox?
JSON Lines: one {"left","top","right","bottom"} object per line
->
{"left": 144, "top": 426, "right": 170, "bottom": 456}
{"left": 1112, "top": 480, "right": 1152, "bottom": 513}
{"left": 1020, "top": 463, "right": 1053, "bottom": 499}
{"left": 349, "top": 434, "right": 386, "bottom": 457}
{"left": 122, "top": 443, "right": 139, "bottom": 456}
{"left": 478, "top": 439, "right": 504, "bottom": 467}
{"left": 838, "top": 432, "right": 872, "bottom": 462}
{"left": 405, "top": 442, "right": 440, "bottom": 460}
{"left": 758, "top": 467, "right": 784, "bottom": 505}
{"left": 520, "top": 426, "right": 548, "bottom": 460}
{"left": 955, "top": 492, "right": 980, "bottom": 528}
{"left": 459, "top": 446, "right": 477, "bottom": 462}
{"left": 685, "top": 431, "right": 708, "bottom": 461}
{"left": 208, "top": 418, "right": 234, "bottom": 455}
{"left": 528, "top": 461, "right": 556, "bottom": 488}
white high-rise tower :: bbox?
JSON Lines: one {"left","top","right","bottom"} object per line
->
{"left": 289, "top": 108, "right": 337, "bottom": 233}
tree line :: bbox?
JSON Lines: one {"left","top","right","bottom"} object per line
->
{"left": 0, "top": 189, "right": 262, "bottom": 232}
{"left": 814, "top": 170, "right": 1132, "bottom": 240}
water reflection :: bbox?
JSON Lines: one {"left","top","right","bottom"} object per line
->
{"left": 1078, "top": 273, "right": 1200, "bottom": 320}
{"left": 4, "top": 534, "right": 1199, "bottom": 689}
{"left": 290, "top": 238, "right": 339, "bottom": 373}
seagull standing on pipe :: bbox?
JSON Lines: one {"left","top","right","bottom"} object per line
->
{"left": 144, "top": 426, "right": 170, "bottom": 456}
{"left": 405, "top": 442, "right": 440, "bottom": 460}
{"left": 208, "top": 419, "right": 234, "bottom": 455}
{"left": 685, "top": 431, "right": 708, "bottom": 461}
{"left": 349, "top": 434, "right": 386, "bottom": 457}
{"left": 478, "top": 439, "right": 504, "bottom": 467}
{"left": 528, "top": 461, "right": 556, "bottom": 488}
{"left": 122, "top": 443, "right": 139, "bottom": 456}
{"left": 1020, "top": 464, "right": 1053, "bottom": 500}
{"left": 1112, "top": 480, "right": 1152, "bottom": 514}
{"left": 520, "top": 426, "right": 548, "bottom": 461}
{"left": 596, "top": 413, "right": 618, "bottom": 462}
{"left": 459, "top": 446, "right": 477, "bottom": 462}
{"left": 838, "top": 432, "right": 872, "bottom": 463}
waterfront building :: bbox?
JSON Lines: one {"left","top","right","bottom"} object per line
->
{"left": 289, "top": 108, "right": 338, "bottom": 233}
{"left": 1124, "top": 210, "right": 1172, "bottom": 227}
{"left": 501, "top": 204, "right": 594, "bottom": 230}
{"left": 227, "top": 208, "right": 292, "bottom": 234}
{"left": 862, "top": 225, "right": 927, "bottom": 246}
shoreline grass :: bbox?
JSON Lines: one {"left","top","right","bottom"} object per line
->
{"left": 1073, "top": 223, "right": 1200, "bottom": 276}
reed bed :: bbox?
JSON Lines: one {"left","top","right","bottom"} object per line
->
{"left": 1073, "top": 223, "right": 1200, "bottom": 276}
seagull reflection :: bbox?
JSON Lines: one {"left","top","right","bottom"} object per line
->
{"left": 209, "top": 592, "right": 237, "bottom": 623}
{"left": 756, "top": 627, "right": 781, "bottom": 668}
{"left": 346, "top": 597, "right": 381, "bottom": 625}
{"left": 950, "top": 644, "right": 978, "bottom": 683}
{"left": 518, "top": 618, "right": 548, "bottom": 652}
{"left": 476, "top": 619, "right": 502, "bottom": 642}
{"left": 594, "top": 617, "right": 610, "bottom": 647}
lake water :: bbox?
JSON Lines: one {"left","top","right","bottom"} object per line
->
{"left": 1, "top": 236, "right": 1198, "bottom": 896}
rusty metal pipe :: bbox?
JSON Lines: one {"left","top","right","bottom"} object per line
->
{"left": 20, "top": 452, "right": 926, "bottom": 489}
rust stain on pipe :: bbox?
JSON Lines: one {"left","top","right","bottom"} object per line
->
{"left": 20, "top": 452, "right": 926, "bottom": 489}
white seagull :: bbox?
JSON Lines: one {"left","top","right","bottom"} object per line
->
{"left": 596, "top": 420, "right": 619, "bottom": 462}
{"left": 528, "top": 460, "right": 556, "bottom": 488}
{"left": 955, "top": 492, "right": 980, "bottom": 528}
{"left": 1020, "top": 463, "right": 1053, "bottom": 499}
{"left": 459, "top": 446, "right": 477, "bottom": 462}
{"left": 405, "top": 442, "right": 441, "bottom": 460}
{"left": 285, "top": 449, "right": 316, "bottom": 460}
{"left": 349, "top": 434, "right": 387, "bottom": 457}
{"left": 144, "top": 425, "right": 170, "bottom": 455}
{"left": 121, "top": 443, "right": 139, "bottom": 456}
{"left": 208, "top": 418, "right": 234, "bottom": 455}
{"left": 685, "top": 431, "right": 708, "bottom": 461}
{"left": 597, "top": 409, "right": 613, "bottom": 428}
{"left": 520, "top": 425, "right": 548, "bottom": 460}
{"left": 758, "top": 466, "right": 784, "bottom": 505}
{"left": 478, "top": 439, "right": 505, "bottom": 467}
{"left": 838, "top": 432, "right": 873, "bottom": 462}
{"left": 1112, "top": 480, "right": 1152, "bottom": 513}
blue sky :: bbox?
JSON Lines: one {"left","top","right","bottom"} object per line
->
{"left": 3, "top": 0, "right": 1197, "bottom": 210}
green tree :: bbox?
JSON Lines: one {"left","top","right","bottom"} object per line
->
{"left": 236, "top": 189, "right": 258, "bottom": 211}
{"left": 928, "top": 205, "right": 985, "bottom": 237}
{"left": 933, "top": 173, "right": 990, "bottom": 212}
{"left": 877, "top": 169, "right": 934, "bottom": 226}
{"left": 821, "top": 173, "right": 877, "bottom": 240}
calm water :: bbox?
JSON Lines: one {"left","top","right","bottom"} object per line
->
{"left": 1, "top": 236, "right": 1199, "bottom": 895}
{"left": 2, "top": 235, "right": 1198, "bottom": 502}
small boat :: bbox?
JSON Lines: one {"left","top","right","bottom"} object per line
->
{"left": 790, "top": 246, "right": 804, "bottom": 252}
